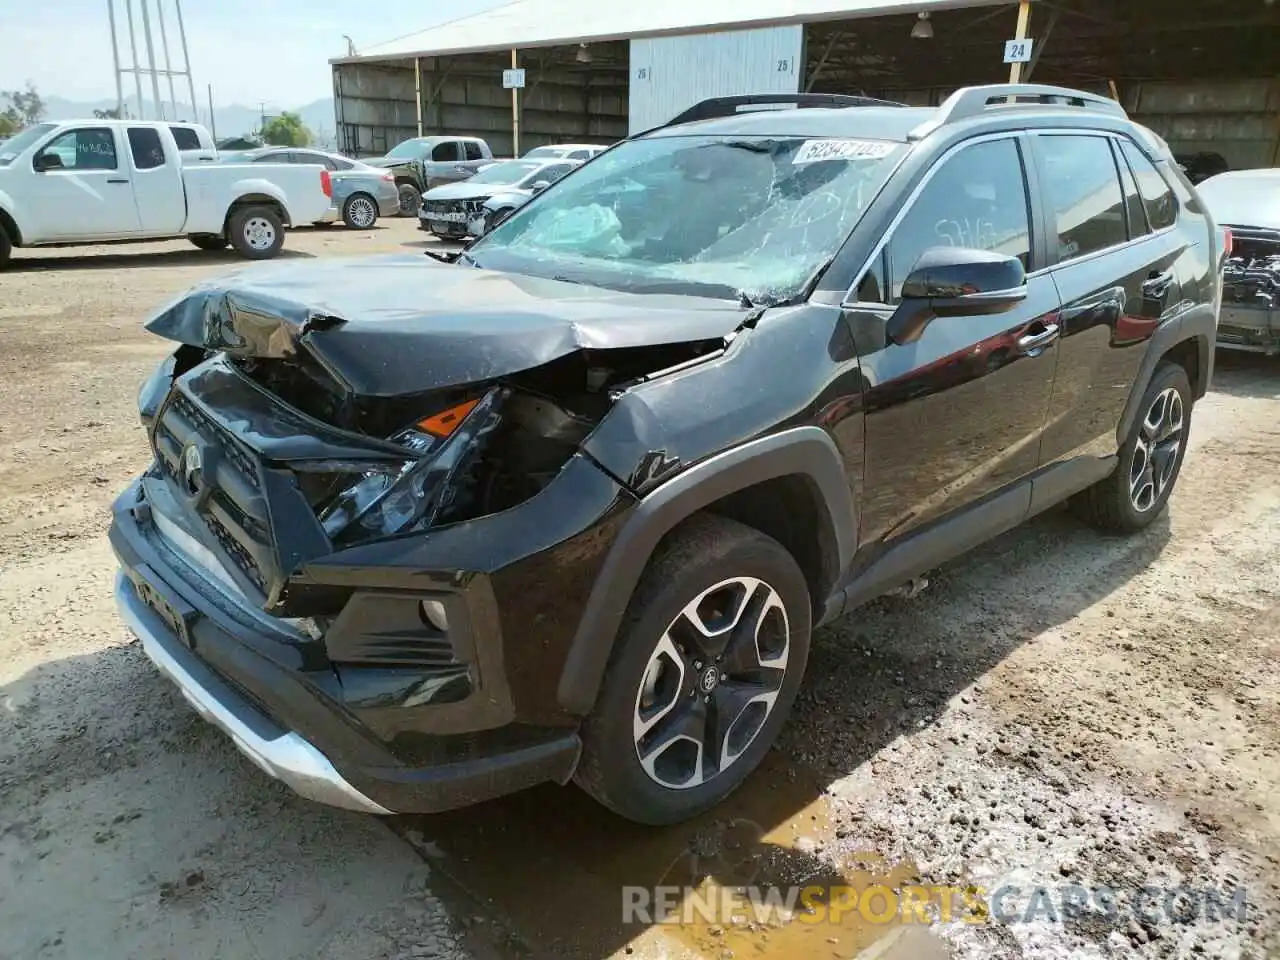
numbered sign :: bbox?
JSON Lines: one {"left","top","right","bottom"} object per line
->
{"left": 1003, "top": 38, "right": 1034, "bottom": 64}
{"left": 502, "top": 68, "right": 526, "bottom": 89}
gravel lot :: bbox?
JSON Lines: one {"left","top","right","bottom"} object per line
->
{"left": 1, "top": 220, "right": 1276, "bottom": 960}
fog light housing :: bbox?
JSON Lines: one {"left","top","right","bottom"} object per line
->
{"left": 421, "top": 599, "right": 449, "bottom": 633}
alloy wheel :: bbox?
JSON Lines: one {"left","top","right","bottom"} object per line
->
{"left": 243, "top": 216, "right": 276, "bottom": 251}
{"left": 348, "top": 196, "right": 376, "bottom": 228}
{"left": 632, "top": 576, "right": 790, "bottom": 790}
{"left": 1130, "top": 387, "right": 1184, "bottom": 513}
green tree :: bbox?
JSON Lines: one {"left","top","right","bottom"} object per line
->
{"left": 0, "top": 82, "right": 46, "bottom": 136}
{"left": 259, "top": 111, "right": 311, "bottom": 147}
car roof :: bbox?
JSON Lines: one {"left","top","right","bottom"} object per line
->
{"left": 642, "top": 105, "right": 936, "bottom": 143}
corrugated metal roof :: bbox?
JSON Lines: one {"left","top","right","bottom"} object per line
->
{"left": 338, "top": 0, "right": 1011, "bottom": 63}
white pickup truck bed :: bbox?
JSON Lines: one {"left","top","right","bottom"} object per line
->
{"left": 0, "top": 120, "right": 334, "bottom": 265}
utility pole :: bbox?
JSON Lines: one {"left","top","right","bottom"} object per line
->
{"left": 1008, "top": 0, "right": 1032, "bottom": 84}
{"left": 107, "top": 0, "right": 125, "bottom": 116}
{"left": 174, "top": 0, "right": 198, "bottom": 127}
{"left": 156, "top": 0, "right": 180, "bottom": 118}
{"left": 207, "top": 84, "right": 217, "bottom": 140}
{"left": 124, "top": 0, "right": 146, "bottom": 118}
{"left": 139, "top": 0, "right": 165, "bottom": 119}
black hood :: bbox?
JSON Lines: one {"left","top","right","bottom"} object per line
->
{"left": 144, "top": 255, "right": 747, "bottom": 397}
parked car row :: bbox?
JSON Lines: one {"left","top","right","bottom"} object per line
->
{"left": 222, "top": 146, "right": 400, "bottom": 228}
{"left": 417, "top": 157, "right": 580, "bottom": 238}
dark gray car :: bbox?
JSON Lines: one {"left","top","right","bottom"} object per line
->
{"left": 235, "top": 147, "right": 400, "bottom": 228}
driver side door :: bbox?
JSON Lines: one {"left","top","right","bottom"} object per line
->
{"left": 843, "top": 134, "right": 1063, "bottom": 556}
{"left": 29, "top": 126, "right": 141, "bottom": 240}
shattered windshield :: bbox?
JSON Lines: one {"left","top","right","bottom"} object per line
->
{"left": 467, "top": 134, "right": 907, "bottom": 302}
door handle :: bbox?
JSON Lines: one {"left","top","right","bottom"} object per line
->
{"left": 106, "top": 178, "right": 129, "bottom": 184}
{"left": 1142, "top": 270, "right": 1175, "bottom": 298}
{"left": 1017, "top": 322, "right": 1061, "bottom": 354}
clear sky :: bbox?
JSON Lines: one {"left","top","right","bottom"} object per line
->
{"left": 2, "top": 0, "right": 509, "bottom": 107}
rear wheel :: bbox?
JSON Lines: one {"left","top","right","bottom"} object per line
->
{"left": 574, "top": 514, "right": 812, "bottom": 825}
{"left": 342, "top": 192, "right": 379, "bottom": 229}
{"left": 396, "top": 183, "right": 421, "bottom": 217}
{"left": 188, "top": 233, "right": 227, "bottom": 251}
{"left": 227, "top": 205, "right": 284, "bottom": 259}
{"left": 1074, "top": 361, "right": 1192, "bottom": 534}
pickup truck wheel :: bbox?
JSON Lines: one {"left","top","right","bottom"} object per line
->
{"left": 188, "top": 233, "right": 227, "bottom": 251}
{"left": 228, "top": 206, "right": 284, "bottom": 259}
{"left": 0, "top": 228, "right": 11, "bottom": 267}
{"left": 397, "top": 183, "right": 422, "bottom": 218}
{"left": 342, "top": 193, "right": 378, "bottom": 229}
{"left": 574, "top": 514, "right": 811, "bottom": 825}
{"left": 1074, "top": 361, "right": 1192, "bottom": 534}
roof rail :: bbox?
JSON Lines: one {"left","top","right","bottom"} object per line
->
{"left": 909, "top": 83, "right": 1127, "bottom": 139}
{"left": 655, "top": 93, "right": 906, "bottom": 131}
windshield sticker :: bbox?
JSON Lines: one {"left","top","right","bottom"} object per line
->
{"left": 792, "top": 139, "right": 895, "bottom": 164}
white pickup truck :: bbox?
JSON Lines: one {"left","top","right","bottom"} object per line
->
{"left": 0, "top": 120, "right": 334, "bottom": 266}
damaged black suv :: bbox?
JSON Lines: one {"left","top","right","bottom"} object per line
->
{"left": 112, "top": 85, "right": 1220, "bottom": 825}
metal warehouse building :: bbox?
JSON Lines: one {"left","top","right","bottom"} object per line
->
{"left": 331, "top": 0, "right": 1280, "bottom": 168}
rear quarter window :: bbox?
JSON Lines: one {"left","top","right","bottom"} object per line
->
{"left": 169, "top": 126, "right": 201, "bottom": 151}
{"left": 1120, "top": 141, "right": 1177, "bottom": 231}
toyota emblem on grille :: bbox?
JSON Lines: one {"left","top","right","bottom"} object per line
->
{"left": 181, "top": 444, "right": 204, "bottom": 496}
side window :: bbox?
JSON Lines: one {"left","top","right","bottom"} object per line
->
{"left": 1120, "top": 141, "right": 1177, "bottom": 231}
{"left": 463, "top": 141, "right": 484, "bottom": 161}
{"left": 432, "top": 141, "right": 460, "bottom": 161}
{"left": 569, "top": 150, "right": 589, "bottom": 161}
{"left": 37, "top": 128, "right": 118, "bottom": 171}
{"left": 540, "top": 163, "right": 574, "bottom": 183}
{"left": 169, "top": 126, "right": 201, "bottom": 151}
{"left": 885, "top": 138, "right": 1032, "bottom": 302}
{"left": 1038, "top": 134, "right": 1127, "bottom": 263}
{"left": 330, "top": 156, "right": 354, "bottom": 170}
{"left": 1114, "top": 140, "right": 1149, "bottom": 239}
{"left": 127, "top": 127, "right": 166, "bottom": 170}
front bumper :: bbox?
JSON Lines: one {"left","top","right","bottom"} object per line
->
{"left": 109, "top": 480, "right": 584, "bottom": 815}
{"left": 1216, "top": 304, "right": 1278, "bottom": 354}
{"left": 115, "top": 572, "right": 390, "bottom": 814}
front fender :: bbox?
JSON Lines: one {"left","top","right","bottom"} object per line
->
{"left": 557, "top": 426, "right": 857, "bottom": 716}
{"left": 0, "top": 188, "right": 27, "bottom": 243}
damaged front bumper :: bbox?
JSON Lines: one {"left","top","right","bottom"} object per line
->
{"left": 110, "top": 445, "right": 628, "bottom": 813}
{"left": 1217, "top": 304, "right": 1279, "bottom": 355}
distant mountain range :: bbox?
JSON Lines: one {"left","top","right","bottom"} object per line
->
{"left": 37, "top": 95, "right": 338, "bottom": 148}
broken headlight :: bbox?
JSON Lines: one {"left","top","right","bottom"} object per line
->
{"left": 316, "top": 388, "right": 505, "bottom": 546}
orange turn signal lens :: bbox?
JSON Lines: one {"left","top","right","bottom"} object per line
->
{"left": 416, "top": 399, "right": 479, "bottom": 437}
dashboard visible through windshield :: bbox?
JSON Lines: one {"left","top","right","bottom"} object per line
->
{"left": 467, "top": 134, "right": 907, "bottom": 303}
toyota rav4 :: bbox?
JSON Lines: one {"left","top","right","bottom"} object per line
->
{"left": 112, "top": 85, "right": 1220, "bottom": 825}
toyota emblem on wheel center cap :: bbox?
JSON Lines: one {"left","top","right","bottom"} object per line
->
{"left": 699, "top": 666, "right": 720, "bottom": 693}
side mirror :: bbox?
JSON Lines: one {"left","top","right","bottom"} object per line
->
{"left": 34, "top": 152, "right": 64, "bottom": 172}
{"left": 887, "top": 247, "right": 1027, "bottom": 345}
{"left": 530, "top": 180, "right": 550, "bottom": 193}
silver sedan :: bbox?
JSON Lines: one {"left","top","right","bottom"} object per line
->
{"left": 234, "top": 147, "right": 400, "bottom": 228}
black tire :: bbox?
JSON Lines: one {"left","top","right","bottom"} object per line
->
{"left": 574, "top": 514, "right": 812, "bottom": 825}
{"left": 0, "top": 227, "right": 11, "bottom": 268}
{"left": 187, "top": 233, "right": 227, "bottom": 251}
{"left": 342, "top": 192, "right": 379, "bottom": 229}
{"left": 396, "top": 183, "right": 421, "bottom": 218}
{"left": 1073, "top": 361, "right": 1193, "bottom": 534}
{"left": 227, "top": 205, "right": 285, "bottom": 260}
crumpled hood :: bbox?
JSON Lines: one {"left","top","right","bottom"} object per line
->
{"left": 362, "top": 156, "right": 414, "bottom": 169}
{"left": 423, "top": 181, "right": 512, "bottom": 202}
{"left": 144, "top": 255, "right": 747, "bottom": 397}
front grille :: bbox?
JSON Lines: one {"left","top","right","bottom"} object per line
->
{"left": 157, "top": 392, "right": 261, "bottom": 491}
{"left": 205, "top": 512, "right": 267, "bottom": 590}
{"left": 424, "top": 199, "right": 485, "bottom": 216}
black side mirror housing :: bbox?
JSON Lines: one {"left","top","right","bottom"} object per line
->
{"left": 888, "top": 246, "right": 1028, "bottom": 345}
{"left": 34, "top": 152, "right": 64, "bottom": 172}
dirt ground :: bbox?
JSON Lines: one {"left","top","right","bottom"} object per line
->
{"left": 1, "top": 220, "right": 1277, "bottom": 960}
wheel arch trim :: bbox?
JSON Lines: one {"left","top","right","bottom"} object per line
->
{"left": 1116, "top": 304, "right": 1215, "bottom": 445}
{"left": 557, "top": 426, "right": 856, "bottom": 716}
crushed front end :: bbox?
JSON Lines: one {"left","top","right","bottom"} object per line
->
{"left": 109, "top": 258, "right": 737, "bottom": 813}
{"left": 1218, "top": 229, "right": 1280, "bottom": 355}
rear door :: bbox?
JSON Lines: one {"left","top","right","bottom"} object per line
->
{"left": 126, "top": 126, "right": 185, "bottom": 234}
{"left": 847, "top": 133, "right": 1062, "bottom": 547}
{"left": 1031, "top": 132, "right": 1188, "bottom": 474}
{"left": 426, "top": 139, "right": 467, "bottom": 186}
{"left": 28, "top": 126, "right": 140, "bottom": 238}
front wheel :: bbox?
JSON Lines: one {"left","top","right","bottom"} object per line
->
{"left": 574, "top": 514, "right": 812, "bottom": 825}
{"left": 227, "top": 205, "right": 285, "bottom": 259}
{"left": 0, "top": 228, "right": 11, "bottom": 268}
{"left": 396, "top": 183, "right": 421, "bottom": 218}
{"left": 188, "top": 233, "right": 227, "bottom": 251}
{"left": 342, "top": 192, "right": 379, "bottom": 229}
{"left": 1073, "top": 360, "right": 1192, "bottom": 534}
